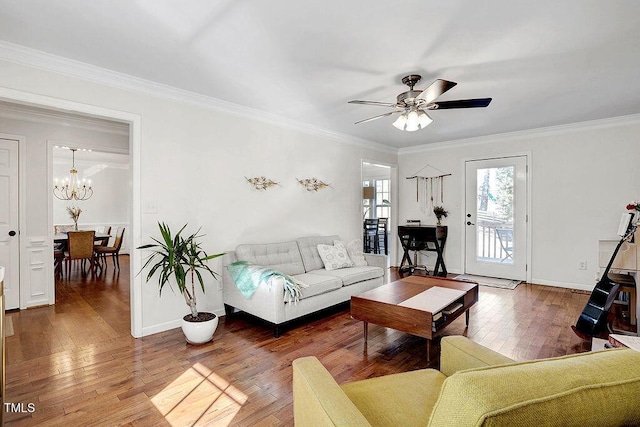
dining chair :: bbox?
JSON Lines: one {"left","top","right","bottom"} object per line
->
{"left": 54, "top": 247, "right": 65, "bottom": 278}
{"left": 65, "top": 230, "right": 97, "bottom": 276}
{"left": 377, "top": 217, "right": 388, "bottom": 255}
{"left": 94, "top": 225, "right": 112, "bottom": 251}
{"left": 95, "top": 227, "right": 125, "bottom": 271}
{"left": 363, "top": 219, "right": 379, "bottom": 254}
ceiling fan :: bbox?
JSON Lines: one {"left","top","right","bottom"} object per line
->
{"left": 348, "top": 74, "right": 492, "bottom": 131}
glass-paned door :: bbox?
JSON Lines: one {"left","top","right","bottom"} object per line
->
{"left": 464, "top": 156, "right": 527, "bottom": 280}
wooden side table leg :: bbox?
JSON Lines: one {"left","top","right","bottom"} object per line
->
{"left": 630, "top": 288, "right": 636, "bottom": 327}
{"left": 427, "top": 339, "right": 431, "bottom": 362}
{"left": 466, "top": 309, "right": 470, "bottom": 327}
{"left": 363, "top": 322, "right": 368, "bottom": 344}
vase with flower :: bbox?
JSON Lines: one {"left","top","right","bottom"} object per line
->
{"left": 433, "top": 206, "right": 448, "bottom": 226}
{"left": 67, "top": 205, "right": 82, "bottom": 231}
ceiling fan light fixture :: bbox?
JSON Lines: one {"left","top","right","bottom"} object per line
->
{"left": 350, "top": 74, "right": 491, "bottom": 132}
{"left": 418, "top": 110, "right": 433, "bottom": 128}
{"left": 392, "top": 108, "right": 433, "bottom": 131}
{"left": 392, "top": 108, "right": 433, "bottom": 132}
{"left": 405, "top": 122, "right": 419, "bottom": 132}
{"left": 392, "top": 114, "right": 408, "bottom": 130}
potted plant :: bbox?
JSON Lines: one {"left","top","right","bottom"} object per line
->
{"left": 138, "top": 222, "right": 224, "bottom": 344}
{"left": 433, "top": 206, "right": 449, "bottom": 226}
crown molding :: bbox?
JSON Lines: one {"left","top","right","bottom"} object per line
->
{"left": 0, "top": 40, "right": 397, "bottom": 154}
{"left": 398, "top": 113, "right": 640, "bottom": 155}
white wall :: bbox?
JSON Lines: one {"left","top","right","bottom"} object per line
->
{"left": 398, "top": 118, "right": 640, "bottom": 290}
{"left": 0, "top": 60, "right": 396, "bottom": 335}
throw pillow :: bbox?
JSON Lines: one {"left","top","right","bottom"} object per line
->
{"left": 317, "top": 244, "right": 355, "bottom": 271}
{"left": 334, "top": 239, "right": 368, "bottom": 267}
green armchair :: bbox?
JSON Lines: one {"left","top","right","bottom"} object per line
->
{"left": 293, "top": 336, "right": 640, "bottom": 426}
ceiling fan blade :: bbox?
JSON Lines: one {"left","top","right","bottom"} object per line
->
{"left": 348, "top": 100, "right": 398, "bottom": 108}
{"left": 415, "top": 79, "right": 457, "bottom": 103}
{"left": 354, "top": 110, "right": 403, "bottom": 125}
{"left": 431, "top": 98, "right": 492, "bottom": 109}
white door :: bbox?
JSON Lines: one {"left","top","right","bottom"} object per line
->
{"left": 0, "top": 138, "right": 19, "bottom": 309}
{"left": 465, "top": 156, "right": 527, "bottom": 280}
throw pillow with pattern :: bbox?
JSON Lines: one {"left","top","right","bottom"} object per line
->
{"left": 317, "top": 244, "right": 355, "bottom": 271}
{"left": 334, "top": 239, "right": 368, "bottom": 267}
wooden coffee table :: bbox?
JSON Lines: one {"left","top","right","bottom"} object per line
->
{"left": 351, "top": 276, "right": 479, "bottom": 360}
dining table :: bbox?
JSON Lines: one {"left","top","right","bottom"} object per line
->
{"left": 54, "top": 232, "right": 112, "bottom": 273}
{"left": 54, "top": 232, "right": 111, "bottom": 245}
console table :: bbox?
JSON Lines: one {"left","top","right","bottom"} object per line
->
{"left": 398, "top": 225, "right": 447, "bottom": 277}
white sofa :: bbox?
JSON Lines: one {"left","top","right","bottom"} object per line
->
{"left": 222, "top": 235, "right": 388, "bottom": 337}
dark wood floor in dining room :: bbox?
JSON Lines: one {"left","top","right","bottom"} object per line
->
{"left": 4, "top": 257, "right": 592, "bottom": 426}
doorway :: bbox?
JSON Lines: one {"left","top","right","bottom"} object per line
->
{"left": 0, "top": 88, "right": 142, "bottom": 337}
{"left": 464, "top": 156, "right": 528, "bottom": 280}
{"left": 362, "top": 160, "right": 397, "bottom": 265}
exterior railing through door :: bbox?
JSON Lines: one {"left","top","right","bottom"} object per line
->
{"left": 475, "top": 216, "right": 513, "bottom": 264}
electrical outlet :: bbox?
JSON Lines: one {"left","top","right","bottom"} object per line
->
{"left": 578, "top": 260, "right": 587, "bottom": 270}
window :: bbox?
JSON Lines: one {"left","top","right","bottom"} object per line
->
{"left": 375, "top": 179, "right": 390, "bottom": 219}
{"left": 363, "top": 179, "right": 391, "bottom": 220}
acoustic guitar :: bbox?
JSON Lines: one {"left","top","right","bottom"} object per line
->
{"left": 573, "top": 215, "right": 637, "bottom": 339}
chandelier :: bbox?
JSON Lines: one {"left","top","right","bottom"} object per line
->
{"left": 53, "top": 148, "right": 93, "bottom": 201}
{"left": 392, "top": 107, "right": 433, "bottom": 132}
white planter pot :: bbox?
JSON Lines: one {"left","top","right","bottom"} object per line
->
{"left": 181, "top": 312, "right": 218, "bottom": 345}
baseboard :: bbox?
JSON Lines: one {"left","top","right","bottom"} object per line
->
{"left": 530, "top": 278, "right": 593, "bottom": 291}
{"left": 141, "top": 319, "right": 181, "bottom": 337}
{"left": 140, "top": 308, "right": 226, "bottom": 337}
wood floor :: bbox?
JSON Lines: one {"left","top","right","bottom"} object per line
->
{"left": 4, "top": 258, "right": 593, "bottom": 426}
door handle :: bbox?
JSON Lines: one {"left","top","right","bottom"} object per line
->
{"left": 466, "top": 221, "right": 475, "bottom": 226}
{"left": 8, "top": 230, "right": 16, "bottom": 236}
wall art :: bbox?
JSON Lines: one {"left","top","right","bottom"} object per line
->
{"left": 296, "top": 178, "right": 331, "bottom": 192}
{"left": 245, "top": 176, "right": 280, "bottom": 190}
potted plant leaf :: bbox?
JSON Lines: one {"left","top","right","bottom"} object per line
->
{"left": 138, "top": 222, "right": 224, "bottom": 344}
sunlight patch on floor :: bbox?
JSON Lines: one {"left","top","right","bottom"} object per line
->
{"left": 151, "top": 362, "right": 248, "bottom": 426}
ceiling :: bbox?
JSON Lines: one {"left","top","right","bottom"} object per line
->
{"left": 0, "top": 1, "right": 639, "bottom": 149}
